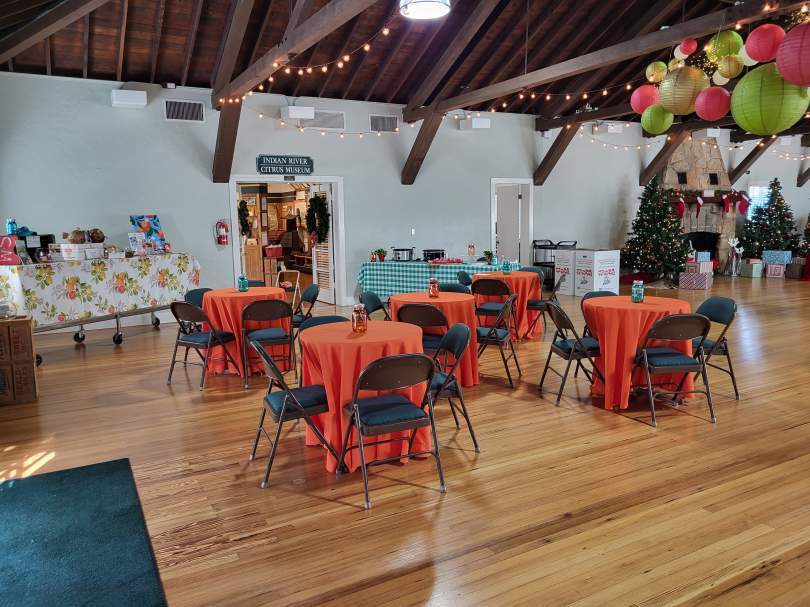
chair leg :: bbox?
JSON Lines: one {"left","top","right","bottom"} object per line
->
{"left": 183, "top": 347, "right": 189, "bottom": 364}
{"left": 427, "top": 403, "right": 447, "bottom": 493}
{"left": 167, "top": 339, "right": 180, "bottom": 384}
{"left": 456, "top": 390, "right": 480, "bottom": 453}
{"left": 261, "top": 418, "right": 284, "bottom": 488}
{"left": 725, "top": 347, "right": 740, "bottom": 400}
{"left": 335, "top": 416, "right": 354, "bottom": 477}
{"left": 242, "top": 337, "right": 249, "bottom": 390}
{"left": 250, "top": 407, "right": 267, "bottom": 461}
{"left": 447, "top": 397, "right": 461, "bottom": 428}
{"left": 701, "top": 355, "right": 717, "bottom": 423}
{"left": 199, "top": 347, "right": 211, "bottom": 390}
{"left": 510, "top": 340, "right": 522, "bottom": 376}
{"left": 497, "top": 343, "right": 514, "bottom": 388}
{"left": 354, "top": 408, "right": 372, "bottom": 510}
{"left": 538, "top": 347, "right": 555, "bottom": 392}
{"left": 556, "top": 356, "right": 574, "bottom": 405}
{"left": 643, "top": 355, "right": 657, "bottom": 427}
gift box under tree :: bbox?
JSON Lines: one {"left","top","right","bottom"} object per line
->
{"left": 765, "top": 264, "right": 785, "bottom": 279}
{"left": 786, "top": 262, "right": 804, "bottom": 279}
{"left": 695, "top": 251, "right": 711, "bottom": 263}
{"left": 762, "top": 250, "right": 792, "bottom": 265}
{"left": 683, "top": 261, "right": 712, "bottom": 274}
{"left": 740, "top": 262, "right": 763, "bottom": 278}
{"left": 679, "top": 272, "right": 713, "bottom": 290}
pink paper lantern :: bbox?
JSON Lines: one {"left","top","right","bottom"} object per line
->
{"left": 680, "top": 38, "right": 698, "bottom": 56}
{"left": 630, "top": 84, "right": 660, "bottom": 115}
{"left": 695, "top": 86, "right": 731, "bottom": 121}
{"left": 776, "top": 22, "right": 810, "bottom": 86}
{"left": 745, "top": 23, "right": 785, "bottom": 62}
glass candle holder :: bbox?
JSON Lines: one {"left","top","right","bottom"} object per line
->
{"left": 237, "top": 274, "right": 249, "bottom": 292}
{"left": 352, "top": 304, "right": 368, "bottom": 333}
{"left": 428, "top": 278, "right": 439, "bottom": 298}
{"left": 631, "top": 280, "right": 644, "bottom": 303}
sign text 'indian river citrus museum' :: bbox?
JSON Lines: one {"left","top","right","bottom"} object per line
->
{"left": 256, "top": 155, "right": 314, "bottom": 175}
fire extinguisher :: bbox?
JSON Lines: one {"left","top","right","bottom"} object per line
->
{"left": 215, "top": 220, "right": 229, "bottom": 246}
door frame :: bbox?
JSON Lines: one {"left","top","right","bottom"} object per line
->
{"left": 490, "top": 178, "right": 534, "bottom": 264}
{"left": 228, "top": 174, "right": 349, "bottom": 307}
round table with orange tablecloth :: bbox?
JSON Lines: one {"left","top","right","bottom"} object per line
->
{"left": 300, "top": 320, "right": 429, "bottom": 473}
{"left": 583, "top": 295, "right": 694, "bottom": 409}
{"left": 389, "top": 291, "right": 479, "bottom": 387}
{"left": 202, "top": 287, "right": 290, "bottom": 377}
{"left": 472, "top": 271, "right": 542, "bottom": 339}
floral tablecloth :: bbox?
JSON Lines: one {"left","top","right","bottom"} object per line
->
{"left": 0, "top": 254, "right": 200, "bottom": 328}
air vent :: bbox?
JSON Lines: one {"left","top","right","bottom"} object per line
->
{"left": 164, "top": 99, "right": 205, "bottom": 122}
{"left": 299, "top": 110, "right": 346, "bottom": 131}
{"left": 370, "top": 114, "right": 399, "bottom": 133}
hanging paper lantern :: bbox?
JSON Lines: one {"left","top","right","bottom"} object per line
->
{"left": 706, "top": 30, "right": 744, "bottom": 62}
{"left": 712, "top": 71, "right": 730, "bottom": 85}
{"left": 717, "top": 55, "right": 743, "bottom": 80}
{"left": 680, "top": 38, "right": 698, "bottom": 56}
{"left": 659, "top": 66, "right": 710, "bottom": 115}
{"left": 673, "top": 46, "right": 687, "bottom": 60}
{"left": 731, "top": 63, "right": 810, "bottom": 135}
{"left": 668, "top": 57, "right": 685, "bottom": 71}
{"left": 776, "top": 23, "right": 810, "bottom": 86}
{"left": 646, "top": 61, "right": 668, "bottom": 83}
{"left": 630, "top": 84, "right": 661, "bottom": 114}
{"left": 738, "top": 46, "right": 758, "bottom": 67}
{"left": 695, "top": 86, "right": 731, "bottom": 121}
{"left": 745, "top": 23, "right": 785, "bottom": 63}
{"left": 641, "top": 104, "right": 674, "bottom": 135}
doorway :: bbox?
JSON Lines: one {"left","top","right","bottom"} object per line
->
{"left": 491, "top": 178, "right": 534, "bottom": 266}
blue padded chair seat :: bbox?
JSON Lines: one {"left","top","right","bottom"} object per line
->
{"left": 247, "top": 327, "right": 289, "bottom": 342}
{"left": 693, "top": 337, "right": 724, "bottom": 353}
{"left": 641, "top": 347, "right": 698, "bottom": 368}
{"left": 477, "top": 327, "right": 510, "bottom": 342}
{"left": 422, "top": 333, "right": 444, "bottom": 351}
{"left": 265, "top": 384, "right": 327, "bottom": 416}
{"left": 292, "top": 313, "right": 304, "bottom": 325}
{"left": 179, "top": 330, "right": 234, "bottom": 345}
{"left": 356, "top": 394, "right": 427, "bottom": 427}
{"left": 526, "top": 299, "right": 547, "bottom": 310}
{"left": 553, "top": 336, "right": 600, "bottom": 354}
{"left": 430, "top": 371, "right": 458, "bottom": 394}
{"left": 476, "top": 302, "right": 505, "bottom": 314}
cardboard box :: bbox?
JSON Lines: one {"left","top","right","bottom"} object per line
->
{"left": 740, "top": 262, "right": 763, "bottom": 278}
{"left": 683, "top": 261, "right": 713, "bottom": 274}
{"left": 573, "top": 249, "right": 621, "bottom": 296}
{"left": 59, "top": 243, "right": 84, "bottom": 260}
{"left": 554, "top": 249, "right": 575, "bottom": 296}
{"left": 786, "top": 262, "right": 805, "bottom": 279}
{"left": 762, "top": 250, "right": 792, "bottom": 265}
{"left": 679, "top": 272, "right": 714, "bottom": 290}
{"left": 0, "top": 317, "right": 37, "bottom": 404}
{"left": 766, "top": 264, "right": 785, "bottom": 279}
{"left": 695, "top": 251, "right": 711, "bottom": 263}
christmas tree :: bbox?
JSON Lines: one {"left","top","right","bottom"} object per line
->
{"left": 739, "top": 178, "right": 800, "bottom": 258}
{"left": 798, "top": 212, "right": 810, "bottom": 257}
{"left": 623, "top": 176, "right": 690, "bottom": 278}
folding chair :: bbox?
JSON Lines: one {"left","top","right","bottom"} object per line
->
{"left": 471, "top": 278, "right": 511, "bottom": 324}
{"left": 248, "top": 341, "right": 339, "bottom": 488}
{"left": 631, "top": 313, "right": 715, "bottom": 427}
{"left": 396, "top": 303, "right": 449, "bottom": 354}
{"left": 538, "top": 302, "right": 604, "bottom": 404}
{"left": 167, "top": 301, "right": 240, "bottom": 390}
{"left": 457, "top": 270, "right": 473, "bottom": 288}
{"left": 439, "top": 282, "right": 470, "bottom": 294}
{"left": 275, "top": 268, "right": 301, "bottom": 309}
{"left": 241, "top": 299, "right": 294, "bottom": 389}
{"left": 184, "top": 287, "right": 211, "bottom": 307}
{"left": 686, "top": 296, "right": 739, "bottom": 400}
{"left": 525, "top": 274, "right": 563, "bottom": 336}
{"left": 291, "top": 283, "right": 320, "bottom": 335}
{"left": 296, "top": 315, "right": 350, "bottom": 385}
{"left": 360, "top": 290, "right": 391, "bottom": 320}
{"left": 335, "top": 353, "right": 444, "bottom": 509}
{"left": 477, "top": 295, "right": 522, "bottom": 387}
{"left": 580, "top": 290, "right": 617, "bottom": 336}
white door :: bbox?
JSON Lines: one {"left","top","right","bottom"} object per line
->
{"left": 496, "top": 184, "right": 520, "bottom": 261}
{"left": 310, "top": 184, "right": 335, "bottom": 304}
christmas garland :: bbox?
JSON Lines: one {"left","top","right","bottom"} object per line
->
{"left": 666, "top": 188, "right": 749, "bottom": 218}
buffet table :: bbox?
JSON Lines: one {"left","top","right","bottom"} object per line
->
{"left": 0, "top": 253, "right": 200, "bottom": 346}
{"left": 357, "top": 261, "right": 499, "bottom": 300}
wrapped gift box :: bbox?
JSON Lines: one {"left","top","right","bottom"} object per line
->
{"left": 766, "top": 264, "right": 785, "bottom": 279}
{"left": 683, "top": 261, "right": 713, "bottom": 274}
{"left": 695, "top": 251, "right": 711, "bottom": 263}
{"left": 740, "top": 262, "right": 763, "bottom": 278}
{"left": 762, "top": 250, "right": 792, "bottom": 265}
{"left": 679, "top": 271, "right": 713, "bottom": 290}
{"left": 786, "top": 262, "right": 805, "bottom": 279}
{"left": 793, "top": 256, "right": 807, "bottom": 265}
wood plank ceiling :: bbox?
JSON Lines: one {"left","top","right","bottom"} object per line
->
{"left": 2, "top": 0, "right": 734, "bottom": 119}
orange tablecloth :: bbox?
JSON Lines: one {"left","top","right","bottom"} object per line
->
{"left": 202, "top": 287, "right": 289, "bottom": 377}
{"left": 583, "top": 295, "right": 694, "bottom": 409}
{"left": 300, "top": 320, "right": 429, "bottom": 472}
{"left": 389, "top": 291, "right": 479, "bottom": 387}
{"left": 472, "top": 271, "right": 542, "bottom": 339}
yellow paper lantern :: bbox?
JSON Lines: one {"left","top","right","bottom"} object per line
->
{"left": 717, "top": 55, "right": 743, "bottom": 79}
{"left": 668, "top": 57, "right": 685, "bottom": 71}
{"left": 646, "top": 61, "right": 668, "bottom": 83}
{"left": 659, "top": 66, "right": 710, "bottom": 115}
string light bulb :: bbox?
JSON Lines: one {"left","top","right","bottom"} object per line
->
{"left": 269, "top": 76, "right": 273, "bottom": 82}
{"left": 625, "top": 83, "right": 632, "bottom": 90}
{"left": 258, "top": 84, "right": 264, "bottom": 91}
{"left": 285, "top": 67, "right": 291, "bottom": 74}
{"left": 272, "top": 61, "right": 279, "bottom": 68}
{"left": 530, "top": 92, "right": 536, "bottom": 99}
{"left": 363, "top": 43, "right": 371, "bottom": 52}
{"left": 545, "top": 93, "right": 551, "bottom": 101}
{"left": 565, "top": 94, "right": 571, "bottom": 100}
{"left": 321, "top": 66, "right": 327, "bottom": 73}
{"left": 298, "top": 69, "right": 304, "bottom": 75}
{"left": 602, "top": 89, "right": 608, "bottom": 96}
{"left": 306, "top": 67, "right": 312, "bottom": 74}
{"left": 279, "top": 120, "right": 285, "bottom": 126}
{"left": 343, "top": 55, "right": 350, "bottom": 62}
{"left": 382, "top": 27, "right": 390, "bottom": 35}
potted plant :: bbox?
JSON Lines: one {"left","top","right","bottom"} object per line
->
{"left": 483, "top": 250, "right": 494, "bottom": 264}
{"left": 374, "top": 248, "right": 387, "bottom": 262}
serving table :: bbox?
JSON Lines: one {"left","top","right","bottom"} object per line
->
{"left": 357, "top": 261, "right": 498, "bottom": 300}
{"left": 300, "top": 320, "right": 428, "bottom": 472}
{"left": 389, "top": 291, "right": 479, "bottom": 387}
{"left": 583, "top": 295, "right": 694, "bottom": 409}
{"left": 472, "top": 271, "right": 543, "bottom": 339}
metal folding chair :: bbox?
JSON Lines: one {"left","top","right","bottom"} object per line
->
{"left": 439, "top": 282, "right": 470, "bottom": 294}
{"left": 360, "top": 290, "right": 391, "bottom": 320}
{"left": 275, "top": 268, "right": 301, "bottom": 309}
{"left": 471, "top": 278, "right": 511, "bottom": 325}
{"left": 291, "top": 283, "right": 320, "bottom": 335}
{"left": 241, "top": 299, "right": 294, "bottom": 389}
{"left": 396, "top": 303, "right": 449, "bottom": 354}
{"left": 524, "top": 273, "right": 564, "bottom": 337}
{"left": 686, "top": 296, "right": 739, "bottom": 400}
{"left": 457, "top": 270, "right": 473, "bottom": 288}
{"left": 477, "top": 294, "right": 522, "bottom": 387}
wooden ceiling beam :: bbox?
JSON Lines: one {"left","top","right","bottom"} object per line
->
{"left": 82, "top": 12, "right": 89, "bottom": 77}
{"left": 249, "top": 0, "right": 276, "bottom": 65}
{"left": 317, "top": 15, "right": 361, "bottom": 98}
{"left": 285, "top": 0, "right": 314, "bottom": 38}
{"left": 729, "top": 138, "right": 775, "bottom": 185}
{"left": 365, "top": 21, "right": 412, "bottom": 101}
{"left": 149, "top": 0, "right": 165, "bottom": 83}
{"left": 534, "top": 124, "right": 579, "bottom": 186}
{"left": 0, "top": 0, "right": 57, "bottom": 22}
{"left": 115, "top": 0, "right": 127, "bottom": 81}
{"left": 535, "top": 103, "right": 633, "bottom": 131}
{"left": 44, "top": 35, "right": 52, "bottom": 75}
{"left": 385, "top": 23, "right": 441, "bottom": 104}
{"left": 427, "top": 2, "right": 804, "bottom": 117}
{"left": 180, "top": 0, "right": 203, "bottom": 86}
{"left": 212, "top": 0, "right": 257, "bottom": 94}
{"left": 730, "top": 123, "right": 810, "bottom": 142}
{"left": 215, "top": 0, "right": 381, "bottom": 103}
{"left": 0, "top": 0, "right": 113, "bottom": 65}
{"left": 640, "top": 131, "right": 690, "bottom": 186}
{"left": 213, "top": 103, "right": 242, "bottom": 183}
{"left": 798, "top": 166, "right": 810, "bottom": 187}
{"left": 401, "top": 107, "right": 442, "bottom": 185}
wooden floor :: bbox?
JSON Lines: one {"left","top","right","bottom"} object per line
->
{"left": 2, "top": 277, "right": 810, "bottom": 606}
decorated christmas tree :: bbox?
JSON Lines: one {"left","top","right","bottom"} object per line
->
{"left": 798, "top": 212, "right": 810, "bottom": 257}
{"left": 623, "top": 176, "right": 690, "bottom": 278}
{"left": 739, "top": 178, "right": 800, "bottom": 258}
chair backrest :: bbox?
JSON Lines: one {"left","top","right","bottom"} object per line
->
{"left": 298, "top": 315, "right": 350, "bottom": 332}
{"left": 471, "top": 278, "right": 511, "bottom": 297}
{"left": 353, "top": 353, "right": 434, "bottom": 394}
{"left": 250, "top": 339, "right": 288, "bottom": 387}
{"left": 301, "top": 282, "right": 320, "bottom": 303}
{"left": 276, "top": 270, "right": 300, "bottom": 287}
{"left": 580, "top": 290, "right": 617, "bottom": 316}
{"left": 552, "top": 274, "right": 565, "bottom": 294}
{"left": 360, "top": 291, "right": 385, "bottom": 315}
{"left": 643, "top": 314, "right": 711, "bottom": 345}
{"left": 397, "top": 303, "right": 448, "bottom": 330}
{"left": 247, "top": 280, "right": 265, "bottom": 287}
{"left": 457, "top": 270, "right": 473, "bottom": 286}
{"left": 171, "top": 301, "right": 210, "bottom": 326}
{"left": 493, "top": 294, "right": 517, "bottom": 331}
{"left": 545, "top": 301, "right": 577, "bottom": 335}
{"left": 438, "top": 282, "right": 470, "bottom": 294}
{"left": 520, "top": 266, "right": 546, "bottom": 282}
{"left": 435, "top": 323, "right": 470, "bottom": 362}
{"left": 695, "top": 296, "right": 736, "bottom": 326}
{"left": 184, "top": 288, "right": 211, "bottom": 307}
{"left": 242, "top": 299, "right": 293, "bottom": 323}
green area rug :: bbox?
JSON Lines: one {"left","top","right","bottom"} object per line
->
{"left": 0, "top": 458, "right": 167, "bottom": 606}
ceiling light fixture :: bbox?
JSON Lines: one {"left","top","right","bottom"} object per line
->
{"left": 399, "top": 0, "right": 450, "bottom": 20}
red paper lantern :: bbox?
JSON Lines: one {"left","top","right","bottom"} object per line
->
{"left": 630, "top": 84, "right": 660, "bottom": 114}
{"left": 680, "top": 38, "right": 698, "bottom": 56}
{"left": 776, "top": 23, "right": 810, "bottom": 86}
{"left": 694, "top": 86, "right": 731, "bottom": 121}
{"left": 745, "top": 23, "right": 785, "bottom": 62}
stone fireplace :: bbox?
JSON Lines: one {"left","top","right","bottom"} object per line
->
{"left": 662, "top": 137, "right": 737, "bottom": 266}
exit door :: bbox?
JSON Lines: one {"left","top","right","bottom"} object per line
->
{"left": 494, "top": 183, "right": 532, "bottom": 265}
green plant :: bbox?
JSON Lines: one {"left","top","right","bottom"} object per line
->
{"left": 237, "top": 200, "right": 251, "bottom": 236}
{"left": 305, "top": 194, "right": 330, "bottom": 243}
{"left": 374, "top": 248, "right": 386, "bottom": 256}
{"left": 483, "top": 250, "right": 494, "bottom": 262}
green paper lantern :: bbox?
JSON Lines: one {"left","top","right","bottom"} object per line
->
{"left": 659, "top": 66, "right": 709, "bottom": 115}
{"left": 706, "top": 30, "right": 743, "bottom": 61}
{"left": 641, "top": 104, "right": 674, "bottom": 135}
{"left": 646, "top": 61, "right": 667, "bottom": 83}
{"left": 731, "top": 63, "right": 810, "bottom": 135}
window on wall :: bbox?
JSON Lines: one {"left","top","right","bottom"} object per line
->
{"left": 747, "top": 184, "right": 769, "bottom": 217}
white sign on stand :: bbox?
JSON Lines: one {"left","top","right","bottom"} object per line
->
{"left": 554, "top": 249, "right": 576, "bottom": 296}
{"left": 574, "top": 249, "right": 621, "bottom": 296}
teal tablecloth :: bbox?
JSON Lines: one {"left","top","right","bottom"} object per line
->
{"left": 357, "top": 261, "right": 499, "bottom": 300}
